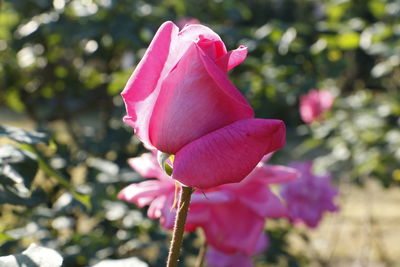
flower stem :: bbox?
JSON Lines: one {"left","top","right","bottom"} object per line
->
{"left": 166, "top": 186, "right": 194, "bottom": 267}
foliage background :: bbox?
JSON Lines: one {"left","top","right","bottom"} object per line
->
{"left": 0, "top": 0, "right": 399, "bottom": 266}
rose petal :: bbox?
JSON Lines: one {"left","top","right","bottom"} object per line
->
{"left": 202, "top": 202, "right": 265, "bottom": 255}
{"left": 148, "top": 194, "right": 168, "bottom": 219}
{"left": 122, "top": 22, "right": 180, "bottom": 149}
{"left": 127, "top": 152, "right": 165, "bottom": 179}
{"left": 262, "top": 191, "right": 288, "bottom": 218}
{"left": 256, "top": 165, "right": 300, "bottom": 184}
{"left": 118, "top": 180, "right": 168, "bottom": 207}
{"left": 198, "top": 44, "right": 253, "bottom": 114}
{"left": 149, "top": 44, "right": 254, "bottom": 154}
{"left": 191, "top": 190, "right": 233, "bottom": 204}
{"left": 254, "top": 234, "right": 269, "bottom": 254}
{"left": 178, "top": 24, "right": 227, "bottom": 61}
{"left": 215, "top": 45, "right": 248, "bottom": 71}
{"left": 172, "top": 118, "right": 286, "bottom": 189}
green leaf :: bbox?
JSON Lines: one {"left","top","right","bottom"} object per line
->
{"left": 337, "top": 32, "right": 360, "bottom": 50}
{"left": 0, "top": 145, "right": 38, "bottom": 197}
{"left": 0, "top": 232, "right": 14, "bottom": 244}
{"left": 294, "top": 138, "right": 323, "bottom": 157}
{"left": 107, "top": 69, "right": 133, "bottom": 96}
{"left": 20, "top": 144, "right": 92, "bottom": 210}
{"left": 0, "top": 184, "right": 46, "bottom": 206}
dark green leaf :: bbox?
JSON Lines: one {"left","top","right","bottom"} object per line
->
{"left": 0, "top": 145, "right": 38, "bottom": 192}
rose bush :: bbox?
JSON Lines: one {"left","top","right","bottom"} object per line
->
{"left": 121, "top": 21, "right": 285, "bottom": 189}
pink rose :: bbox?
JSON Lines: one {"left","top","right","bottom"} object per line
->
{"left": 121, "top": 21, "right": 285, "bottom": 189}
{"left": 280, "top": 161, "right": 339, "bottom": 228}
{"left": 118, "top": 152, "right": 299, "bottom": 254}
{"left": 299, "top": 89, "right": 334, "bottom": 124}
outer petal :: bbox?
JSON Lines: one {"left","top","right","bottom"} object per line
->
{"left": 149, "top": 44, "right": 254, "bottom": 154}
{"left": 215, "top": 45, "right": 248, "bottom": 71}
{"left": 122, "top": 22, "right": 179, "bottom": 149}
{"left": 127, "top": 153, "right": 164, "bottom": 179}
{"left": 256, "top": 165, "right": 300, "bottom": 184}
{"left": 172, "top": 118, "right": 286, "bottom": 189}
{"left": 117, "top": 181, "right": 168, "bottom": 207}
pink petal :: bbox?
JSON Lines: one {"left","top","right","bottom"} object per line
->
{"left": 172, "top": 118, "right": 286, "bottom": 189}
{"left": 215, "top": 45, "right": 248, "bottom": 71}
{"left": 157, "top": 194, "right": 176, "bottom": 229}
{"left": 198, "top": 44, "right": 253, "bottom": 114}
{"left": 254, "top": 233, "right": 269, "bottom": 254}
{"left": 178, "top": 24, "right": 227, "bottom": 61}
{"left": 149, "top": 43, "right": 254, "bottom": 154}
{"left": 202, "top": 202, "right": 265, "bottom": 255}
{"left": 260, "top": 153, "right": 273, "bottom": 163}
{"left": 127, "top": 152, "right": 164, "bottom": 179}
{"left": 262, "top": 191, "right": 288, "bottom": 218}
{"left": 259, "top": 165, "right": 300, "bottom": 184}
{"left": 196, "top": 36, "right": 226, "bottom": 62}
{"left": 191, "top": 190, "right": 233, "bottom": 204}
{"left": 319, "top": 90, "right": 334, "bottom": 110}
{"left": 185, "top": 203, "right": 211, "bottom": 227}
{"left": 118, "top": 180, "right": 167, "bottom": 207}
{"left": 122, "top": 22, "right": 179, "bottom": 149}
{"left": 148, "top": 194, "right": 169, "bottom": 219}
{"left": 232, "top": 177, "right": 287, "bottom": 218}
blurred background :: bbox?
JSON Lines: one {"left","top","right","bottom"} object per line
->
{"left": 0, "top": 0, "right": 399, "bottom": 266}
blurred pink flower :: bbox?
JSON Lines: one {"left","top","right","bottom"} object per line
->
{"left": 190, "top": 158, "right": 298, "bottom": 255}
{"left": 118, "top": 152, "right": 299, "bottom": 254}
{"left": 299, "top": 89, "right": 334, "bottom": 124}
{"left": 280, "top": 161, "right": 339, "bottom": 228}
{"left": 176, "top": 17, "right": 200, "bottom": 29}
{"left": 121, "top": 21, "right": 286, "bottom": 189}
{"left": 117, "top": 153, "right": 177, "bottom": 229}
{"left": 206, "top": 234, "right": 268, "bottom": 267}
